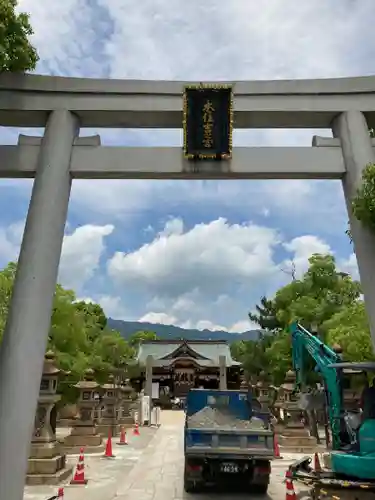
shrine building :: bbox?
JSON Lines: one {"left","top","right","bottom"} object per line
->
{"left": 133, "top": 339, "right": 242, "bottom": 402}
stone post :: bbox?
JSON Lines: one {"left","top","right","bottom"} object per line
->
{"left": 63, "top": 369, "right": 104, "bottom": 454}
{"left": 97, "top": 375, "right": 121, "bottom": 437}
{"left": 332, "top": 110, "right": 375, "bottom": 350}
{"left": 142, "top": 355, "right": 153, "bottom": 423}
{"left": 219, "top": 355, "right": 227, "bottom": 390}
{"left": 145, "top": 355, "right": 153, "bottom": 401}
{"left": 26, "top": 351, "right": 73, "bottom": 485}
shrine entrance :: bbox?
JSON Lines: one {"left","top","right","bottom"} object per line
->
{"left": 1, "top": 73, "right": 375, "bottom": 499}
{"left": 172, "top": 364, "right": 196, "bottom": 398}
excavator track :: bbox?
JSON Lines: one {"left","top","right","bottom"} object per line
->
{"left": 290, "top": 456, "right": 375, "bottom": 500}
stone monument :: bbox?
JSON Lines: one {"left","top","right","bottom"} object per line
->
{"left": 63, "top": 369, "right": 105, "bottom": 454}
{"left": 26, "top": 351, "right": 73, "bottom": 485}
{"left": 97, "top": 375, "right": 121, "bottom": 437}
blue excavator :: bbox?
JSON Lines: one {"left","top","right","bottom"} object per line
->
{"left": 289, "top": 322, "right": 375, "bottom": 497}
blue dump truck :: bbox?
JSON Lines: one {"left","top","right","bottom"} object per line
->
{"left": 184, "top": 389, "right": 275, "bottom": 494}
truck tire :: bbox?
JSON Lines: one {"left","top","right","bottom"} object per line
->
{"left": 253, "top": 483, "right": 269, "bottom": 495}
{"left": 184, "top": 476, "right": 201, "bottom": 493}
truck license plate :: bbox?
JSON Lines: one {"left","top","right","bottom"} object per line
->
{"left": 220, "top": 462, "right": 239, "bottom": 473}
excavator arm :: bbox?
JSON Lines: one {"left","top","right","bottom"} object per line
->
{"left": 290, "top": 322, "right": 343, "bottom": 450}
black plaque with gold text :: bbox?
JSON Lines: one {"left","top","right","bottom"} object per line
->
{"left": 183, "top": 84, "right": 233, "bottom": 160}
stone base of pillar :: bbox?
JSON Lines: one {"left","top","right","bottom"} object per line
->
{"left": 63, "top": 424, "right": 104, "bottom": 454}
{"left": 277, "top": 423, "right": 319, "bottom": 453}
{"left": 118, "top": 416, "right": 134, "bottom": 428}
{"left": 26, "top": 441, "right": 73, "bottom": 486}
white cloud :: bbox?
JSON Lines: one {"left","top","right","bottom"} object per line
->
{"left": 59, "top": 224, "right": 114, "bottom": 290}
{"left": 11, "top": 0, "right": 372, "bottom": 227}
{"left": 339, "top": 253, "right": 359, "bottom": 280}
{"left": 0, "top": 222, "right": 25, "bottom": 263}
{"left": 108, "top": 217, "right": 280, "bottom": 298}
{"left": 1, "top": 0, "right": 371, "bottom": 331}
{"left": 282, "top": 235, "right": 332, "bottom": 277}
{"left": 229, "top": 320, "right": 258, "bottom": 333}
{"left": 159, "top": 218, "right": 184, "bottom": 237}
{"left": 138, "top": 312, "right": 177, "bottom": 326}
{"left": 99, "top": 0, "right": 375, "bottom": 81}
{"left": 0, "top": 221, "right": 114, "bottom": 293}
{"left": 77, "top": 294, "right": 127, "bottom": 320}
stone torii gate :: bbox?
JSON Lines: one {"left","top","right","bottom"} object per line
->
{"left": 0, "top": 73, "right": 375, "bottom": 499}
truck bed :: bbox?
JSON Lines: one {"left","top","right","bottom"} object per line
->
{"left": 185, "top": 404, "right": 274, "bottom": 459}
{"left": 185, "top": 426, "right": 274, "bottom": 459}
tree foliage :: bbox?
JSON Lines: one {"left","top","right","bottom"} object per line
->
{"left": 0, "top": 0, "right": 39, "bottom": 72}
{"left": 349, "top": 128, "right": 375, "bottom": 235}
{"left": 352, "top": 162, "right": 375, "bottom": 233}
{"left": 128, "top": 330, "right": 158, "bottom": 348}
{"left": 0, "top": 262, "right": 157, "bottom": 403}
{"left": 324, "top": 301, "right": 374, "bottom": 362}
{"left": 232, "top": 253, "right": 368, "bottom": 386}
{"left": 248, "top": 296, "right": 282, "bottom": 331}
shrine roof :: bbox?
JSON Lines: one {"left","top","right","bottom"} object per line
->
{"left": 136, "top": 339, "right": 241, "bottom": 367}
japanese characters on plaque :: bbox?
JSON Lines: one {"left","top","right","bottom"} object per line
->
{"left": 183, "top": 84, "right": 233, "bottom": 160}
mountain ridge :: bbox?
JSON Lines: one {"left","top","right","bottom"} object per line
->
{"left": 107, "top": 318, "right": 261, "bottom": 343}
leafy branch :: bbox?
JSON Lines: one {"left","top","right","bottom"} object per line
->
{"left": 346, "top": 128, "right": 375, "bottom": 239}
{"left": 352, "top": 162, "right": 375, "bottom": 232}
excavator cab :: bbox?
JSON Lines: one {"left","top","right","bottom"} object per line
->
{"left": 329, "top": 361, "right": 375, "bottom": 426}
{"left": 328, "top": 361, "right": 375, "bottom": 479}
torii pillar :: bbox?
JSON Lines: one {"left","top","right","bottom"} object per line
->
{"left": 333, "top": 111, "right": 375, "bottom": 351}
{"left": 0, "top": 110, "right": 79, "bottom": 500}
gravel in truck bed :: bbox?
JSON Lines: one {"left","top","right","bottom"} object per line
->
{"left": 187, "top": 405, "right": 266, "bottom": 429}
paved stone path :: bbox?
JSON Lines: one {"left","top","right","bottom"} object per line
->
{"left": 24, "top": 411, "right": 313, "bottom": 499}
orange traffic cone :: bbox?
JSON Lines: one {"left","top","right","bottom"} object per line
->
{"left": 57, "top": 487, "right": 64, "bottom": 499}
{"left": 314, "top": 452, "right": 322, "bottom": 473}
{"left": 103, "top": 429, "right": 115, "bottom": 458}
{"left": 285, "top": 470, "right": 297, "bottom": 500}
{"left": 273, "top": 433, "right": 283, "bottom": 459}
{"left": 133, "top": 423, "right": 140, "bottom": 436}
{"left": 117, "top": 426, "right": 128, "bottom": 445}
{"left": 70, "top": 447, "right": 88, "bottom": 485}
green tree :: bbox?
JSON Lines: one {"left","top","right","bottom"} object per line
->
{"left": 0, "top": 262, "right": 135, "bottom": 403}
{"left": 0, "top": 0, "right": 39, "bottom": 72}
{"left": 323, "top": 301, "right": 374, "bottom": 362}
{"left": 231, "top": 334, "right": 275, "bottom": 383}
{"left": 129, "top": 330, "right": 158, "bottom": 348}
{"left": 248, "top": 296, "right": 282, "bottom": 331}
{"left": 74, "top": 301, "right": 107, "bottom": 342}
{"left": 274, "top": 254, "right": 361, "bottom": 332}
{"left": 242, "top": 254, "right": 363, "bottom": 385}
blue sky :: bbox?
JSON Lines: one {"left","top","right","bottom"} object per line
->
{"left": 1, "top": 0, "right": 374, "bottom": 332}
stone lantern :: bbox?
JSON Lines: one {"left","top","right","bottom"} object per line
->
{"left": 275, "top": 370, "right": 317, "bottom": 453}
{"left": 63, "top": 368, "right": 104, "bottom": 454}
{"left": 26, "top": 351, "right": 73, "bottom": 485}
{"left": 255, "top": 371, "right": 271, "bottom": 411}
{"left": 97, "top": 374, "right": 122, "bottom": 437}
{"left": 118, "top": 379, "right": 136, "bottom": 428}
